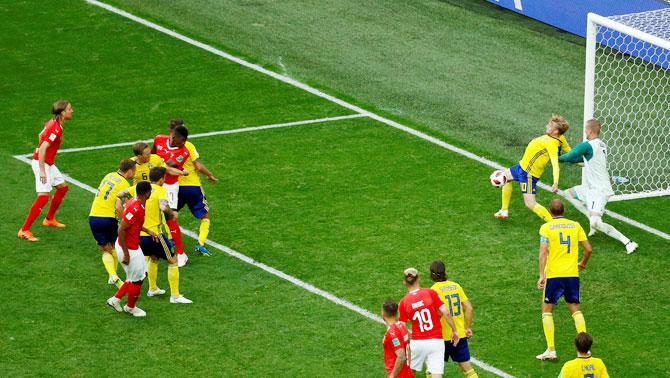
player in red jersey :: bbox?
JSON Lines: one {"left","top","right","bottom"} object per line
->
{"left": 153, "top": 125, "right": 190, "bottom": 267}
{"left": 399, "top": 268, "right": 459, "bottom": 378}
{"left": 382, "top": 299, "right": 414, "bottom": 378}
{"left": 18, "top": 100, "right": 73, "bottom": 241}
{"left": 106, "top": 181, "right": 155, "bottom": 317}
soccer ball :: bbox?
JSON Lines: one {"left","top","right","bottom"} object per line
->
{"left": 490, "top": 170, "right": 507, "bottom": 187}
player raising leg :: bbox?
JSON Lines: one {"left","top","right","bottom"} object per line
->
{"left": 106, "top": 181, "right": 155, "bottom": 317}
{"left": 19, "top": 101, "right": 73, "bottom": 241}
{"left": 89, "top": 159, "right": 136, "bottom": 287}
{"left": 536, "top": 200, "right": 592, "bottom": 361}
{"left": 494, "top": 114, "right": 571, "bottom": 222}
{"left": 559, "top": 119, "right": 638, "bottom": 254}
{"left": 168, "top": 119, "right": 217, "bottom": 257}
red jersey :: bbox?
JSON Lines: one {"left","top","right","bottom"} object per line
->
{"left": 383, "top": 322, "right": 414, "bottom": 378}
{"left": 153, "top": 134, "right": 190, "bottom": 185}
{"left": 32, "top": 119, "right": 63, "bottom": 165}
{"left": 398, "top": 288, "right": 444, "bottom": 340}
{"left": 119, "top": 198, "right": 145, "bottom": 250}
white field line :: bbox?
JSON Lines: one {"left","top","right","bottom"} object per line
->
{"left": 85, "top": 0, "right": 670, "bottom": 243}
{"left": 13, "top": 149, "right": 515, "bottom": 378}
{"left": 15, "top": 114, "right": 367, "bottom": 158}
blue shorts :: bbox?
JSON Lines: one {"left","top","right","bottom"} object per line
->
{"left": 140, "top": 235, "right": 174, "bottom": 260}
{"left": 444, "top": 338, "right": 471, "bottom": 363}
{"left": 509, "top": 164, "right": 539, "bottom": 194}
{"left": 89, "top": 216, "right": 118, "bottom": 246}
{"left": 544, "top": 277, "right": 580, "bottom": 304}
{"left": 178, "top": 185, "right": 209, "bottom": 219}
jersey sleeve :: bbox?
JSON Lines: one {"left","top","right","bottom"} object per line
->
{"left": 598, "top": 360, "right": 610, "bottom": 378}
{"left": 539, "top": 224, "right": 550, "bottom": 244}
{"left": 398, "top": 299, "right": 407, "bottom": 322}
{"left": 547, "top": 140, "right": 560, "bottom": 184}
{"left": 457, "top": 285, "right": 469, "bottom": 302}
{"left": 559, "top": 135, "right": 572, "bottom": 155}
{"left": 123, "top": 206, "right": 140, "bottom": 225}
{"left": 127, "top": 185, "right": 137, "bottom": 198}
{"left": 387, "top": 328, "right": 404, "bottom": 352}
{"left": 186, "top": 141, "right": 200, "bottom": 161}
{"left": 577, "top": 223, "right": 587, "bottom": 242}
{"left": 150, "top": 154, "right": 166, "bottom": 168}
{"left": 558, "top": 141, "right": 592, "bottom": 163}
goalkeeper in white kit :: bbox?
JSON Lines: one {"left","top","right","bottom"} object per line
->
{"left": 559, "top": 119, "right": 638, "bottom": 254}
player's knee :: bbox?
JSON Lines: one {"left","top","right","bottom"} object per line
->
{"left": 589, "top": 215, "right": 603, "bottom": 230}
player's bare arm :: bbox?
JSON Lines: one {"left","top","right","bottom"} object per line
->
{"left": 166, "top": 166, "right": 188, "bottom": 176}
{"left": 538, "top": 243, "right": 549, "bottom": 289}
{"left": 578, "top": 240, "right": 593, "bottom": 270}
{"left": 390, "top": 348, "right": 407, "bottom": 378}
{"left": 118, "top": 221, "right": 131, "bottom": 264}
{"left": 37, "top": 141, "right": 50, "bottom": 184}
{"left": 193, "top": 159, "right": 217, "bottom": 182}
{"left": 463, "top": 300, "right": 473, "bottom": 337}
{"left": 438, "top": 303, "right": 460, "bottom": 346}
{"left": 142, "top": 227, "right": 158, "bottom": 241}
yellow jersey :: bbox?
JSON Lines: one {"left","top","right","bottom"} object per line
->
{"left": 89, "top": 172, "right": 130, "bottom": 218}
{"left": 128, "top": 183, "right": 169, "bottom": 236}
{"left": 559, "top": 356, "right": 609, "bottom": 378}
{"left": 518, "top": 134, "right": 567, "bottom": 181}
{"left": 179, "top": 141, "right": 201, "bottom": 186}
{"left": 430, "top": 280, "right": 469, "bottom": 339}
{"left": 540, "top": 217, "right": 587, "bottom": 278}
{"left": 131, "top": 154, "right": 166, "bottom": 185}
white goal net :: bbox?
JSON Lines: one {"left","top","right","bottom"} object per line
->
{"left": 584, "top": 8, "right": 670, "bottom": 201}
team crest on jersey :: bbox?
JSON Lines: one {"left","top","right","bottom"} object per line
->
{"left": 392, "top": 338, "right": 400, "bottom": 347}
{"left": 125, "top": 213, "right": 134, "bottom": 221}
{"left": 177, "top": 155, "right": 184, "bottom": 162}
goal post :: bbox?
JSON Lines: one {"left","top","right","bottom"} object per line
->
{"left": 584, "top": 9, "right": 670, "bottom": 202}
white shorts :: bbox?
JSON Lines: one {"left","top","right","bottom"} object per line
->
{"left": 115, "top": 242, "right": 147, "bottom": 282}
{"left": 572, "top": 185, "right": 610, "bottom": 215}
{"left": 31, "top": 159, "right": 65, "bottom": 193}
{"left": 409, "top": 339, "right": 445, "bottom": 374}
{"left": 164, "top": 182, "right": 179, "bottom": 210}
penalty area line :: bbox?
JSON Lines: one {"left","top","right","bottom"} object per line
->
{"left": 16, "top": 113, "right": 367, "bottom": 157}
{"left": 13, "top": 152, "right": 515, "bottom": 378}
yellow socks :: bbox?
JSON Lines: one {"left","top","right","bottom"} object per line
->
{"left": 147, "top": 259, "right": 159, "bottom": 290}
{"left": 533, "top": 203, "right": 553, "bottom": 222}
{"left": 168, "top": 264, "right": 180, "bottom": 297}
{"left": 464, "top": 369, "right": 479, "bottom": 378}
{"left": 111, "top": 250, "right": 119, "bottom": 267}
{"left": 542, "top": 312, "right": 555, "bottom": 350}
{"left": 572, "top": 311, "right": 587, "bottom": 333}
{"left": 501, "top": 182, "right": 513, "bottom": 211}
{"left": 198, "top": 218, "right": 210, "bottom": 246}
{"left": 101, "top": 252, "right": 117, "bottom": 278}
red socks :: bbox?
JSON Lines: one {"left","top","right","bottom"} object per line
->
{"left": 22, "top": 195, "right": 49, "bottom": 231}
{"left": 127, "top": 282, "right": 141, "bottom": 308}
{"left": 115, "top": 281, "right": 130, "bottom": 299}
{"left": 167, "top": 218, "right": 184, "bottom": 254}
{"left": 46, "top": 185, "right": 68, "bottom": 220}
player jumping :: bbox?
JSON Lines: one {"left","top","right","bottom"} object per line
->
{"left": 429, "top": 261, "right": 479, "bottom": 378}
{"left": 168, "top": 119, "right": 217, "bottom": 257}
{"left": 89, "top": 159, "right": 136, "bottom": 287}
{"left": 559, "top": 119, "right": 638, "bottom": 254}
{"left": 536, "top": 200, "right": 592, "bottom": 361}
{"left": 495, "top": 114, "right": 571, "bottom": 222}
{"left": 19, "top": 100, "right": 73, "bottom": 241}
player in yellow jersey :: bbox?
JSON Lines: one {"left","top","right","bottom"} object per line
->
{"left": 429, "top": 261, "right": 478, "bottom": 378}
{"left": 130, "top": 142, "right": 186, "bottom": 185}
{"left": 559, "top": 333, "right": 609, "bottom": 378}
{"left": 116, "top": 167, "right": 192, "bottom": 304}
{"left": 536, "top": 200, "right": 592, "bottom": 361}
{"left": 495, "top": 114, "right": 571, "bottom": 222}
{"left": 89, "top": 159, "right": 136, "bottom": 287}
{"left": 168, "top": 119, "right": 217, "bottom": 259}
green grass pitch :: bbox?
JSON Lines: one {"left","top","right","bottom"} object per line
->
{"left": 2, "top": 1, "right": 669, "bottom": 377}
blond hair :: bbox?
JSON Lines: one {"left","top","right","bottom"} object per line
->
{"left": 549, "top": 114, "right": 570, "bottom": 135}
{"left": 585, "top": 119, "right": 601, "bottom": 135}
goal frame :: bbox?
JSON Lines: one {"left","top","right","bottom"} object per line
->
{"left": 584, "top": 12, "right": 670, "bottom": 202}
